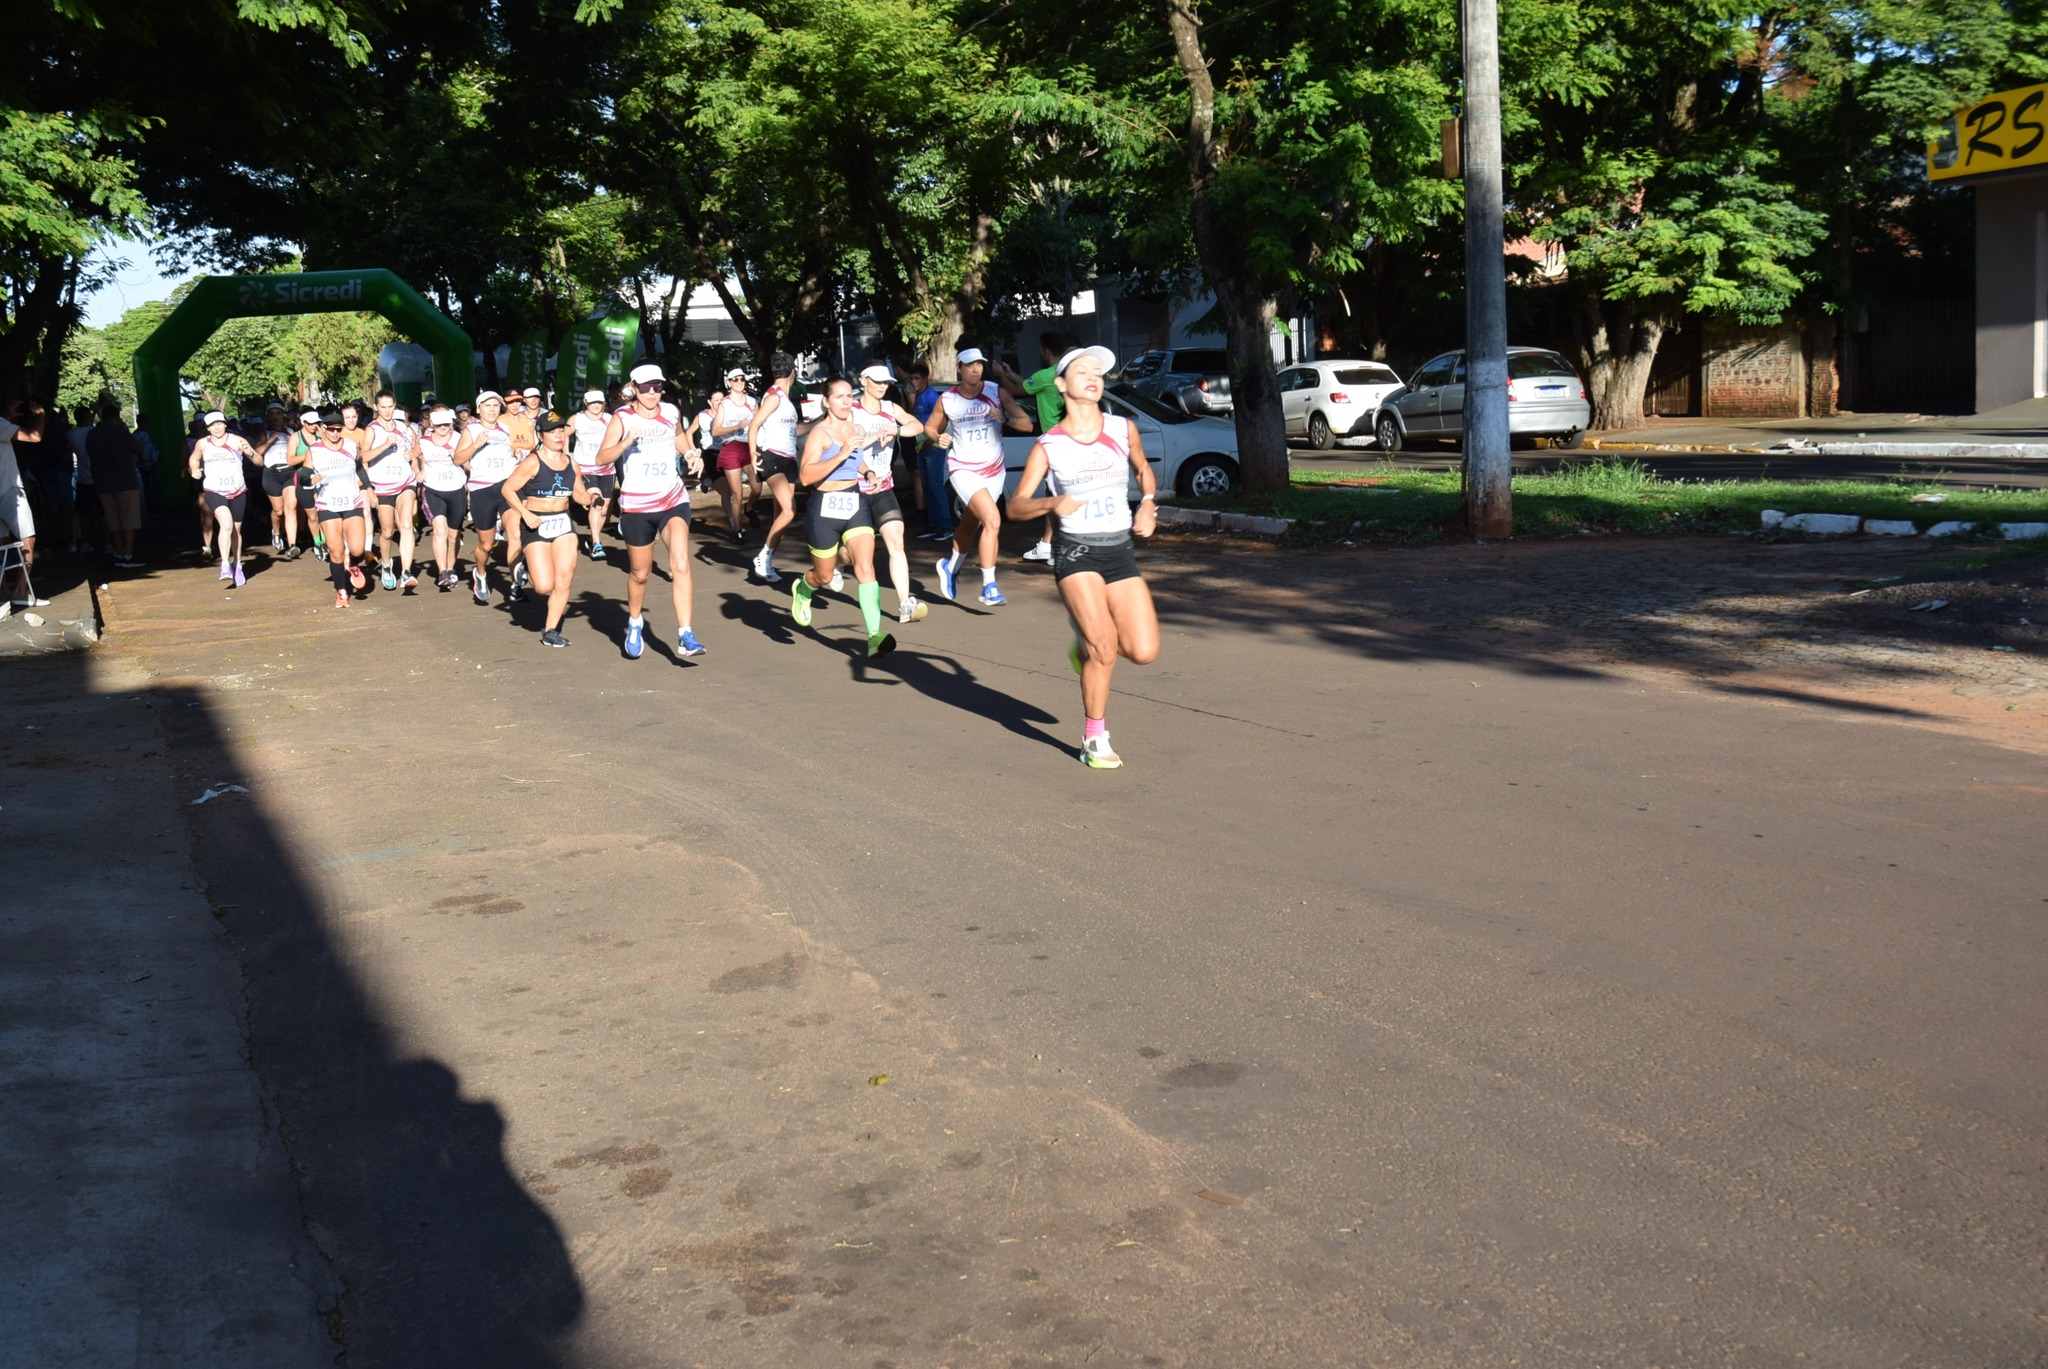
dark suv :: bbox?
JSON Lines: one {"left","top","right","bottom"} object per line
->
{"left": 1122, "top": 347, "right": 1233, "bottom": 417}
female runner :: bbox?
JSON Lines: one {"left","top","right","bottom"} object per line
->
{"left": 710, "top": 366, "right": 757, "bottom": 540}
{"left": 852, "top": 364, "right": 928, "bottom": 623}
{"left": 596, "top": 364, "right": 706, "bottom": 661}
{"left": 456, "top": 391, "right": 518, "bottom": 603}
{"left": 744, "top": 352, "right": 803, "bottom": 584}
{"left": 188, "top": 410, "right": 256, "bottom": 586}
{"left": 502, "top": 415, "right": 598, "bottom": 647}
{"left": 790, "top": 377, "right": 894, "bottom": 659}
{"left": 924, "top": 346, "right": 1032, "bottom": 606}
{"left": 292, "top": 409, "right": 372, "bottom": 607}
{"left": 1004, "top": 347, "right": 1159, "bottom": 770}
{"left": 256, "top": 405, "right": 297, "bottom": 554}
{"left": 416, "top": 408, "right": 470, "bottom": 590}
{"left": 364, "top": 391, "right": 421, "bottom": 592}
{"left": 568, "top": 388, "right": 615, "bottom": 559}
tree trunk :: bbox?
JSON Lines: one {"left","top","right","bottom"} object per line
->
{"left": 2, "top": 254, "right": 78, "bottom": 406}
{"left": 1568, "top": 281, "right": 1664, "bottom": 430}
{"left": 1160, "top": 0, "right": 1288, "bottom": 494}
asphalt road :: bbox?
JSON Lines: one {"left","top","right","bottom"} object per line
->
{"left": 87, "top": 521, "right": 2048, "bottom": 1367}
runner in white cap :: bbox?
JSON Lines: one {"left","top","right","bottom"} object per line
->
{"left": 569, "top": 387, "right": 616, "bottom": 559}
{"left": 187, "top": 411, "right": 256, "bottom": 587}
{"left": 456, "top": 391, "right": 518, "bottom": 604}
{"left": 925, "top": 345, "right": 1032, "bottom": 606}
{"left": 744, "top": 352, "right": 803, "bottom": 584}
{"left": 363, "top": 390, "right": 421, "bottom": 592}
{"left": 852, "top": 363, "right": 929, "bottom": 623}
{"left": 286, "top": 408, "right": 321, "bottom": 561}
{"left": 292, "top": 408, "right": 372, "bottom": 607}
{"left": 416, "top": 407, "right": 469, "bottom": 590}
{"left": 1006, "top": 347, "right": 1160, "bottom": 769}
{"left": 710, "top": 365, "right": 757, "bottom": 541}
{"left": 597, "top": 364, "right": 707, "bottom": 660}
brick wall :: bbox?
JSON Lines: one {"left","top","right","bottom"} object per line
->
{"left": 1701, "top": 320, "right": 1805, "bottom": 418}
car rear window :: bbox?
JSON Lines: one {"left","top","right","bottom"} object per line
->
{"left": 1334, "top": 366, "right": 1399, "bottom": 386}
{"left": 1508, "top": 353, "right": 1577, "bottom": 379}
{"left": 1171, "top": 350, "right": 1228, "bottom": 373}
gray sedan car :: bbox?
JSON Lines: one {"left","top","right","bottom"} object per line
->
{"left": 1373, "top": 347, "right": 1590, "bottom": 451}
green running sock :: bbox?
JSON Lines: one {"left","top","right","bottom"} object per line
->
{"left": 857, "top": 581, "right": 883, "bottom": 637}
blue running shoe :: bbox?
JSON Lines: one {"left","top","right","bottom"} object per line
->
{"left": 935, "top": 553, "right": 958, "bottom": 601}
{"left": 979, "top": 581, "right": 1006, "bottom": 607}
{"left": 678, "top": 628, "right": 706, "bottom": 658}
{"left": 623, "top": 618, "right": 644, "bottom": 659}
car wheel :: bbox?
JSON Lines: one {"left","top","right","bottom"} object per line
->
{"left": 1176, "top": 454, "right": 1238, "bottom": 498}
{"left": 1306, "top": 413, "right": 1333, "bottom": 450}
{"left": 1374, "top": 412, "right": 1403, "bottom": 453}
{"left": 1556, "top": 429, "right": 1586, "bottom": 450}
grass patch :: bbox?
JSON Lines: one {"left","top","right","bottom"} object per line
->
{"left": 1175, "top": 459, "right": 2048, "bottom": 546}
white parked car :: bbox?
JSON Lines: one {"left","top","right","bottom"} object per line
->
{"left": 1372, "top": 347, "right": 1591, "bottom": 451}
{"left": 1279, "top": 359, "right": 1405, "bottom": 449}
{"left": 1000, "top": 384, "right": 1244, "bottom": 500}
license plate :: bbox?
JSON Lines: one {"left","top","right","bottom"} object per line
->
{"left": 1536, "top": 385, "right": 1565, "bottom": 392}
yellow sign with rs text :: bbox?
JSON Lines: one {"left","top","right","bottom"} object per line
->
{"left": 1929, "top": 82, "right": 2048, "bottom": 181}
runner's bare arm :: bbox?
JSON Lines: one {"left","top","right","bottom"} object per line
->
{"left": 1128, "top": 427, "right": 1157, "bottom": 537}
{"left": 501, "top": 455, "right": 543, "bottom": 527}
{"left": 1005, "top": 444, "right": 1067, "bottom": 522}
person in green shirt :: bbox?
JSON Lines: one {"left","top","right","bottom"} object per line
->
{"left": 1013, "top": 330, "right": 1073, "bottom": 564}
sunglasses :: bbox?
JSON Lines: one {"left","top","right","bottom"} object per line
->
{"left": 636, "top": 380, "right": 666, "bottom": 391}
{"left": 320, "top": 424, "right": 343, "bottom": 433}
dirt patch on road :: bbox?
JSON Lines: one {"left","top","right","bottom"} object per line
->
{"left": 1146, "top": 533, "right": 2048, "bottom": 753}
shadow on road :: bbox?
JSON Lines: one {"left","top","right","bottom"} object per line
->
{"left": 154, "top": 674, "right": 585, "bottom": 1367}
{"left": 863, "top": 646, "right": 1069, "bottom": 753}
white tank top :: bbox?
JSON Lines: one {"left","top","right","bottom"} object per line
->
{"left": 197, "top": 437, "right": 245, "bottom": 495}
{"left": 309, "top": 444, "right": 363, "bottom": 512}
{"left": 1039, "top": 415, "right": 1134, "bottom": 535}
{"left": 851, "top": 399, "right": 907, "bottom": 493}
{"left": 615, "top": 402, "right": 685, "bottom": 513}
{"left": 365, "top": 420, "right": 415, "bottom": 493}
{"left": 258, "top": 431, "right": 292, "bottom": 469}
{"left": 418, "top": 435, "right": 465, "bottom": 492}
{"left": 465, "top": 421, "right": 516, "bottom": 489}
{"left": 757, "top": 386, "right": 798, "bottom": 457}
{"left": 570, "top": 411, "right": 613, "bottom": 473}
{"left": 714, "top": 393, "right": 756, "bottom": 447}
{"left": 940, "top": 382, "right": 1005, "bottom": 478}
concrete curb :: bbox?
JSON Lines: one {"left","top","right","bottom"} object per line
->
{"left": 1154, "top": 504, "right": 1296, "bottom": 538}
{"left": 1590, "top": 438, "right": 2048, "bottom": 460}
{"left": 1758, "top": 510, "right": 2048, "bottom": 540}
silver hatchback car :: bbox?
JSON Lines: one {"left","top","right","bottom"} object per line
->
{"left": 1373, "top": 347, "right": 1590, "bottom": 451}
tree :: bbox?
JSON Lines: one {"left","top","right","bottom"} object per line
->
{"left": 56, "top": 325, "right": 119, "bottom": 411}
{"left": 1143, "top": 0, "right": 1458, "bottom": 491}
{"left": 1501, "top": 0, "right": 1826, "bottom": 429}
{"left": 186, "top": 315, "right": 297, "bottom": 407}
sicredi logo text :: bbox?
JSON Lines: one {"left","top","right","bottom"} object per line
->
{"left": 239, "top": 277, "right": 366, "bottom": 307}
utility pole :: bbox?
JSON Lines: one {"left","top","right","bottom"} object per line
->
{"left": 1461, "top": 0, "right": 1512, "bottom": 537}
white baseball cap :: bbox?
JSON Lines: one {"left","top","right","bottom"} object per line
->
{"left": 428, "top": 408, "right": 454, "bottom": 425}
{"left": 523, "top": 387, "right": 541, "bottom": 397}
{"left": 392, "top": 407, "right": 407, "bottom": 420}
{"left": 582, "top": 388, "right": 606, "bottom": 403}
{"left": 202, "top": 410, "right": 226, "bottom": 425}
{"left": 859, "top": 364, "right": 894, "bottom": 384}
{"left": 476, "top": 389, "right": 503, "bottom": 405}
{"left": 629, "top": 363, "right": 663, "bottom": 384}
{"left": 299, "top": 409, "right": 320, "bottom": 423}
{"left": 723, "top": 366, "right": 747, "bottom": 381}
{"left": 1055, "top": 345, "right": 1118, "bottom": 378}
{"left": 955, "top": 347, "right": 987, "bottom": 365}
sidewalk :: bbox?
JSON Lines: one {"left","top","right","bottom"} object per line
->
{"left": 0, "top": 643, "right": 334, "bottom": 1366}
{"left": 1588, "top": 396, "right": 2048, "bottom": 459}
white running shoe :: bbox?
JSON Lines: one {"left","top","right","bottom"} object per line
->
{"left": 897, "top": 596, "right": 928, "bottom": 624}
{"left": 828, "top": 568, "right": 844, "bottom": 594}
{"left": 1021, "top": 541, "right": 1053, "bottom": 563}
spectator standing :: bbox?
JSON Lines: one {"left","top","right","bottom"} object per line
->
{"left": 87, "top": 402, "right": 144, "bottom": 567}
{"left": 906, "top": 361, "right": 951, "bottom": 541}
{"left": 133, "top": 413, "right": 163, "bottom": 521}
{"left": 1, "top": 399, "right": 46, "bottom": 606}
{"left": 70, "top": 405, "right": 98, "bottom": 552}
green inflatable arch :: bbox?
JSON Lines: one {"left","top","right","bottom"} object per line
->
{"left": 132, "top": 268, "right": 472, "bottom": 494}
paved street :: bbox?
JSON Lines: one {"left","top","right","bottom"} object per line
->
{"left": 20, "top": 521, "right": 2048, "bottom": 1366}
